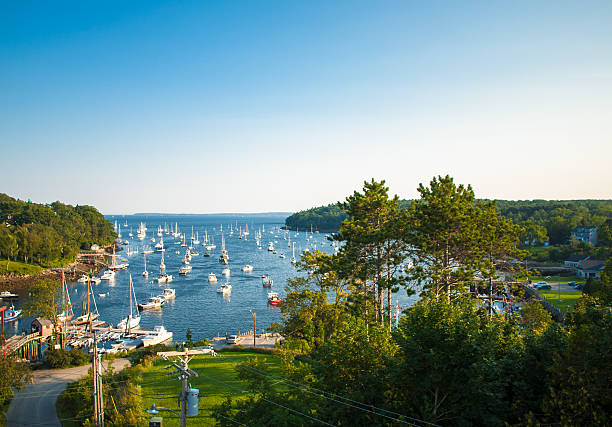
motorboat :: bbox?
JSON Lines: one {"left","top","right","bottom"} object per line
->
{"left": 222, "top": 268, "right": 230, "bottom": 277}
{"left": 3, "top": 305, "right": 22, "bottom": 322}
{"left": 268, "top": 242, "right": 274, "bottom": 252}
{"left": 242, "top": 265, "right": 254, "bottom": 273}
{"left": 0, "top": 291, "right": 18, "bottom": 300}
{"left": 77, "top": 275, "right": 90, "bottom": 284}
{"left": 101, "top": 270, "right": 115, "bottom": 281}
{"left": 178, "top": 265, "right": 192, "bottom": 275}
{"left": 90, "top": 277, "right": 102, "bottom": 285}
{"left": 141, "top": 325, "right": 173, "bottom": 347}
{"left": 138, "top": 296, "right": 165, "bottom": 311}
{"left": 262, "top": 276, "right": 273, "bottom": 287}
{"left": 160, "top": 288, "right": 175, "bottom": 301}
{"left": 267, "top": 292, "right": 282, "bottom": 305}
{"left": 208, "top": 273, "right": 218, "bottom": 284}
{"left": 157, "top": 273, "right": 173, "bottom": 284}
{"left": 216, "top": 283, "right": 231, "bottom": 294}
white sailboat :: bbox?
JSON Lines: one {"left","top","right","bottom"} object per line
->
{"left": 118, "top": 274, "right": 141, "bottom": 331}
{"left": 143, "top": 253, "right": 149, "bottom": 277}
{"left": 291, "top": 242, "right": 297, "bottom": 264}
{"left": 73, "top": 279, "right": 100, "bottom": 325}
{"left": 58, "top": 271, "right": 74, "bottom": 323}
{"left": 157, "top": 250, "right": 173, "bottom": 283}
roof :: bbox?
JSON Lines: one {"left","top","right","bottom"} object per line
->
{"left": 566, "top": 254, "right": 589, "bottom": 263}
{"left": 578, "top": 259, "right": 605, "bottom": 271}
{"left": 33, "top": 318, "right": 53, "bottom": 325}
{"left": 573, "top": 226, "right": 596, "bottom": 232}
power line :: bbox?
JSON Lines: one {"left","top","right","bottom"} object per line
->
{"left": 236, "top": 363, "right": 438, "bottom": 427}
{"left": 199, "top": 371, "right": 336, "bottom": 426}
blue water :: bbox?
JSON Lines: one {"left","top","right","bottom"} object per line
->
{"left": 7, "top": 214, "right": 418, "bottom": 342}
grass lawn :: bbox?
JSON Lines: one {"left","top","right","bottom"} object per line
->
{"left": 139, "top": 349, "right": 282, "bottom": 426}
{"left": 529, "top": 275, "right": 580, "bottom": 283}
{"left": 0, "top": 259, "right": 43, "bottom": 275}
{"left": 537, "top": 290, "right": 583, "bottom": 311}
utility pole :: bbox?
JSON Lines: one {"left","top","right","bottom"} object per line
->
{"left": 253, "top": 312, "right": 256, "bottom": 348}
{"left": 92, "top": 331, "right": 104, "bottom": 427}
{"left": 92, "top": 331, "right": 98, "bottom": 425}
{"left": 160, "top": 348, "right": 200, "bottom": 427}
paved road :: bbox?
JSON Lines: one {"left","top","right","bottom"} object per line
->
{"left": 6, "top": 358, "right": 130, "bottom": 427}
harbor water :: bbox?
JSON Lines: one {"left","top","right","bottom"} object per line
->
{"left": 8, "top": 214, "right": 418, "bottom": 343}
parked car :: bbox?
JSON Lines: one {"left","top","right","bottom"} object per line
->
{"left": 574, "top": 283, "right": 584, "bottom": 290}
{"left": 568, "top": 281, "right": 577, "bottom": 286}
{"left": 535, "top": 284, "right": 551, "bottom": 290}
{"left": 226, "top": 334, "right": 238, "bottom": 344}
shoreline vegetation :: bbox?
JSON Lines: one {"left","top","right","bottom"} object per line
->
{"left": 285, "top": 199, "right": 612, "bottom": 261}
{"left": 0, "top": 192, "right": 116, "bottom": 289}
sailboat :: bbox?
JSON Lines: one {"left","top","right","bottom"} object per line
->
{"left": 219, "top": 233, "right": 229, "bottom": 264}
{"left": 73, "top": 278, "right": 100, "bottom": 325}
{"left": 118, "top": 274, "right": 140, "bottom": 331}
{"left": 291, "top": 242, "right": 297, "bottom": 264}
{"left": 157, "top": 250, "right": 173, "bottom": 283}
{"left": 142, "top": 253, "right": 149, "bottom": 277}
{"left": 58, "top": 271, "right": 74, "bottom": 323}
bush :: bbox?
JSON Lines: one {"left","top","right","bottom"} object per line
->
{"left": 45, "top": 348, "right": 90, "bottom": 369}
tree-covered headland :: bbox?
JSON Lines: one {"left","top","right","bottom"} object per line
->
{"left": 216, "top": 176, "right": 611, "bottom": 426}
{"left": 0, "top": 193, "right": 116, "bottom": 269}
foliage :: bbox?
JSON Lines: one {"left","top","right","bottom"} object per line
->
{"left": 534, "top": 291, "right": 612, "bottom": 425}
{"left": 0, "top": 355, "right": 31, "bottom": 409}
{"left": 0, "top": 193, "right": 116, "bottom": 269}
{"left": 391, "top": 297, "right": 523, "bottom": 426}
{"left": 45, "top": 348, "right": 90, "bottom": 369}
{"left": 22, "top": 278, "right": 61, "bottom": 322}
{"left": 285, "top": 203, "right": 348, "bottom": 232}
{"left": 335, "top": 179, "right": 411, "bottom": 329}
{"left": 56, "top": 364, "right": 145, "bottom": 427}
{"left": 286, "top": 197, "right": 612, "bottom": 248}
{"left": 519, "top": 301, "right": 553, "bottom": 335}
{"left": 407, "top": 176, "right": 483, "bottom": 299}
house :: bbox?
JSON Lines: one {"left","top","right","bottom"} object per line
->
{"left": 570, "top": 226, "right": 597, "bottom": 245}
{"left": 91, "top": 244, "right": 100, "bottom": 251}
{"left": 564, "top": 255, "right": 590, "bottom": 269}
{"left": 31, "top": 318, "right": 54, "bottom": 338}
{"left": 576, "top": 259, "right": 605, "bottom": 280}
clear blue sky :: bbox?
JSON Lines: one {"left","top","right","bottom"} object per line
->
{"left": 1, "top": 1, "right": 611, "bottom": 214}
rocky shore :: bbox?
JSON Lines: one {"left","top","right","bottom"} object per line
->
{"left": 0, "top": 249, "right": 112, "bottom": 293}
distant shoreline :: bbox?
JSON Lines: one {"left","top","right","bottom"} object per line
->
{"left": 110, "top": 212, "right": 294, "bottom": 217}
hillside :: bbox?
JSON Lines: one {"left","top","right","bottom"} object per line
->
{"left": 285, "top": 199, "right": 612, "bottom": 247}
{"left": 0, "top": 193, "right": 116, "bottom": 270}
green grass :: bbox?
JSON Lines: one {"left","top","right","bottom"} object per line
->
{"left": 529, "top": 275, "right": 580, "bottom": 283}
{"left": 139, "top": 349, "right": 282, "bottom": 426}
{"left": 537, "top": 290, "right": 583, "bottom": 311}
{"left": 0, "top": 259, "right": 43, "bottom": 275}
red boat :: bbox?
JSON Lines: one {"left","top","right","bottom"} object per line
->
{"left": 267, "top": 292, "right": 282, "bottom": 305}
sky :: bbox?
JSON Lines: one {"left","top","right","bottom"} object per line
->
{"left": 1, "top": 1, "right": 611, "bottom": 214}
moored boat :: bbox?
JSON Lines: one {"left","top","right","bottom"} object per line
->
{"left": 3, "top": 305, "right": 22, "bottom": 322}
{"left": 141, "top": 325, "right": 173, "bottom": 347}
{"left": 138, "top": 296, "right": 165, "bottom": 311}
{"left": 267, "top": 292, "right": 282, "bottom": 305}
